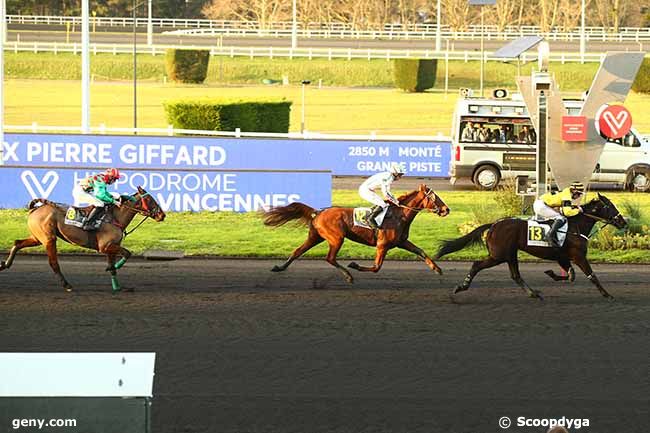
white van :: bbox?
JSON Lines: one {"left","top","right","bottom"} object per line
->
{"left": 449, "top": 95, "right": 650, "bottom": 191}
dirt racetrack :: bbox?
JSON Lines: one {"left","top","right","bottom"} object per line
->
{"left": 1, "top": 256, "right": 649, "bottom": 433}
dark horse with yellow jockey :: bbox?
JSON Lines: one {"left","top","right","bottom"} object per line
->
{"left": 0, "top": 187, "right": 165, "bottom": 293}
{"left": 435, "top": 193, "right": 626, "bottom": 300}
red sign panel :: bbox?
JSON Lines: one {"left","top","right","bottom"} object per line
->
{"left": 561, "top": 115, "right": 587, "bottom": 141}
{"left": 596, "top": 104, "right": 633, "bottom": 139}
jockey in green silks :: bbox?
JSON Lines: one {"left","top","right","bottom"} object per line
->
{"left": 72, "top": 168, "right": 122, "bottom": 230}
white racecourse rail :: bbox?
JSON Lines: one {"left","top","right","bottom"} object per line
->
{"left": 7, "top": 15, "right": 650, "bottom": 43}
{"left": 0, "top": 353, "right": 155, "bottom": 397}
{"left": 2, "top": 41, "right": 621, "bottom": 63}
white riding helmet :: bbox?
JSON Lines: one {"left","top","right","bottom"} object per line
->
{"left": 390, "top": 163, "right": 406, "bottom": 176}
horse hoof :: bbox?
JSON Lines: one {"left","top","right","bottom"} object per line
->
{"left": 434, "top": 267, "right": 443, "bottom": 275}
{"left": 271, "top": 265, "right": 284, "bottom": 272}
{"left": 0, "top": 261, "right": 7, "bottom": 271}
{"left": 348, "top": 262, "right": 359, "bottom": 270}
{"left": 453, "top": 285, "right": 467, "bottom": 294}
{"left": 105, "top": 265, "right": 115, "bottom": 272}
{"left": 64, "top": 286, "right": 73, "bottom": 293}
{"left": 345, "top": 275, "right": 354, "bottom": 284}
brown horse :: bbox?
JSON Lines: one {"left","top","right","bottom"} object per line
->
{"left": 435, "top": 193, "right": 626, "bottom": 300}
{"left": 0, "top": 186, "right": 165, "bottom": 293}
{"left": 263, "top": 184, "right": 450, "bottom": 283}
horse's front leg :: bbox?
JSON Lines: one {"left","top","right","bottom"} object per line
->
{"left": 348, "top": 245, "right": 388, "bottom": 273}
{"left": 397, "top": 239, "right": 443, "bottom": 275}
{"left": 101, "top": 244, "right": 132, "bottom": 293}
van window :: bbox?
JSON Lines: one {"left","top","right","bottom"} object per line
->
{"left": 459, "top": 117, "right": 535, "bottom": 144}
{"left": 608, "top": 132, "right": 640, "bottom": 148}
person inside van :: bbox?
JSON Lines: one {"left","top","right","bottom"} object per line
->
{"left": 519, "top": 125, "right": 535, "bottom": 144}
{"left": 479, "top": 124, "right": 492, "bottom": 142}
{"left": 461, "top": 122, "right": 475, "bottom": 142}
{"left": 496, "top": 125, "right": 507, "bottom": 143}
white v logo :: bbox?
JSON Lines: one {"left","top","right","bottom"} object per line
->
{"left": 21, "top": 170, "right": 60, "bottom": 199}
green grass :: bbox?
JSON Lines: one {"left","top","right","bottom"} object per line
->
{"left": 5, "top": 52, "right": 603, "bottom": 90}
{"left": 7, "top": 79, "right": 650, "bottom": 135}
{"left": 1, "top": 191, "right": 649, "bottom": 263}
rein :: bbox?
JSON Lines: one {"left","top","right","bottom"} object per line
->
{"left": 398, "top": 189, "right": 443, "bottom": 214}
{"left": 114, "top": 192, "right": 158, "bottom": 236}
{"left": 567, "top": 209, "right": 619, "bottom": 240}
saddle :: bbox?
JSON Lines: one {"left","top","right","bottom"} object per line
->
{"left": 527, "top": 218, "right": 568, "bottom": 248}
{"left": 353, "top": 206, "right": 391, "bottom": 229}
{"left": 64, "top": 205, "right": 108, "bottom": 231}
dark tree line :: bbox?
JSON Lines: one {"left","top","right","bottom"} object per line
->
{"left": 7, "top": 0, "right": 210, "bottom": 19}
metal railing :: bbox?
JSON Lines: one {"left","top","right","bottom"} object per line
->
{"left": 3, "top": 41, "right": 619, "bottom": 63}
{"left": 7, "top": 15, "right": 650, "bottom": 42}
{"left": 3, "top": 123, "right": 452, "bottom": 142}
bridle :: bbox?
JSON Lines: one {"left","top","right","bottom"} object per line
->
{"left": 398, "top": 188, "right": 445, "bottom": 215}
{"left": 116, "top": 191, "right": 162, "bottom": 236}
{"left": 570, "top": 200, "right": 622, "bottom": 239}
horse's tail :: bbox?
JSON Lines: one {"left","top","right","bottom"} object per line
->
{"left": 263, "top": 202, "right": 317, "bottom": 227}
{"left": 435, "top": 223, "right": 492, "bottom": 259}
{"left": 27, "top": 198, "right": 51, "bottom": 213}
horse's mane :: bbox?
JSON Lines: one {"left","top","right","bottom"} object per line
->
{"left": 397, "top": 189, "right": 420, "bottom": 203}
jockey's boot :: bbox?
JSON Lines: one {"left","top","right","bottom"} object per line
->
{"left": 82, "top": 206, "right": 103, "bottom": 231}
{"left": 367, "top": 205, "right": 383, "bottom": 230}
{"left": 545, "top": 218, "right": 564, "bottom": 248}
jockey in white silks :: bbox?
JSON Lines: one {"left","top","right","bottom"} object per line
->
{"left": 358, "top": 163, "right": 405, "bottom": 229}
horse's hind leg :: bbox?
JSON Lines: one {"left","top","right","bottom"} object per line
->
{"left": 544, "top": 258, "right": 575, "bottom": 282}
{"left": 0, "top": 237, "right": 41, "bottom": 271}
{"left": 325, "top": 238, "right": 354, "bottom": 284}
{"left": 348, "top": 245, "right": 388, "bottom": 273}
{"left": 45, "top": 241, "right": 72, "bottom": 292}
{"left": 455, "top": 256, "right": 502, "bottom": 294}
{"left": 508, "top": 259, "right": 543, "bottom": 300}
{"left": 573, "top": 255, "right": 613, "bottom": 300}
{"left": 395, "top": 239, "right": 442, "bottom": 275}
{"left": 272, "top": 229, "right": 323, "bottom": 272}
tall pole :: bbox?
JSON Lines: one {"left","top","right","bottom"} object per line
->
{"left": 435, "top": 0, "right": 441, "bottom": 52}
{"left": 537, "top": 90, "right": 548, "bottom": 197}
{"left": 0, "top": 0, "right": 5, "bottom": 157}
{"left": 291, "top": 0, "right": 297, "bottom": 50}
{"left": 436, "top": 0, "right": 442, "bottom": 51}
{"left": 81, "top": 0, "right": 90, "bottom": 133}
{"left": 133, "top": 0, "right": 138, "bottom": 133}
{"left": 147, "top": 0, "right": 153, "bottom": 46}
{"left": 579, "top": 0, "right": 585, "bottom": 61}
{"left": 301, "top": 82, "right": 305, "bottom": 134}
{"left": 480, "top": 6, "right": 485, "bottom": 98}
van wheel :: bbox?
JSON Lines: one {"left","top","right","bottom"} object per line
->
{"left": 473, "top": 165, "right": 501, "bottom": 190}
{"left": 627, "top": 169, "right": 650, "bottom": 192}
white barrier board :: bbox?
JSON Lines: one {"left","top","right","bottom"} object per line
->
{"left": 0, "top": 353, "right": 155, "bottom": 397}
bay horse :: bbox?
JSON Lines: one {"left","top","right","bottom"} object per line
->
{"left": 263, "top": 184, "right": 450, "bottom": 283}
{"left": 435, "top": 193, "right": 626, "bottom": 300}
{"left": 0, "top": 186, "right": 165, "bottom": 293}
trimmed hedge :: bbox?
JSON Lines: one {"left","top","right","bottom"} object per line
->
{"left": 632, "top": 57, "right": 650, "bottom": 94}
{"left": 165, "top": 49, "right": 210, "bottom": 83}
{"left": 163, "top": 99, "right": 292, "bottom": 133}
{"left": 393, "top": 59, "right": 437, "bottom": 92}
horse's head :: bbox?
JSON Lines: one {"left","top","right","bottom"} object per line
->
{"left": 129, "top": 186, "right": 166, "bottom": 222}
{"left": 416, "top": 184, "right": 450, "bottom": 217}
{"left": 583, "top": 193, "right": 626, "bottom": 229}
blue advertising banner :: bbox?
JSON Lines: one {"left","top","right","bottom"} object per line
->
{"left": 0, "top": 167, "right": 331, "bottom": 212}
{"left": 0, "top": 133, "right": 451, "bottom": 176}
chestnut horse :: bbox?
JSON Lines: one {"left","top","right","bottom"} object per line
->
{"left": 0, "top": 186, "right": 165, "bottom": 293}
{"left": 263, "top": 184, "right": 450, "bottom": 283}
{"left": 435, "top": 193, "right": 626, "bottom": 300}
